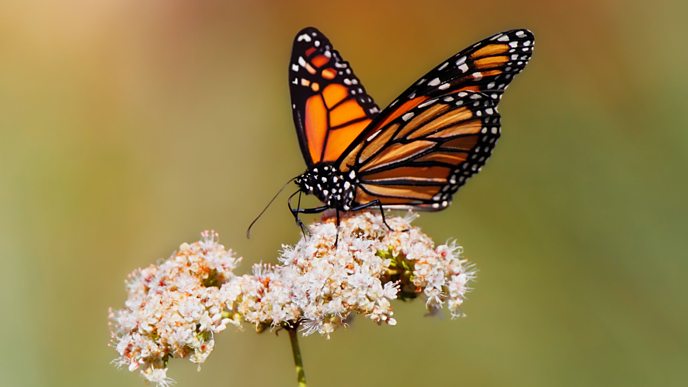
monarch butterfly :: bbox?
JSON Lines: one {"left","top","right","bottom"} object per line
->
{"left": 248, "top": 27, "right": 534, "bottom": 236}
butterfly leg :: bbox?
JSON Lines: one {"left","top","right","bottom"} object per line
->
{"left": 335, "top": 209, "right": 340, "bottom": 247}
{"left": 288, "top": 191, "right": 330, "bottom": 236}
{"left": 288, "top": 192, "right": 329, "bottom": 221}
{"left": 350, "top": 200, "right": 393, "bottom": 231}
{"left": 288, "top": 190, "right": 309, "bottom": 237}
{"left": 292, "top": 205, "right": 330, "bottom": 214}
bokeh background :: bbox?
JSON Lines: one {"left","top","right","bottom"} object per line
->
{"left": 2, "top": 0, "right": 687, "bottom": 386}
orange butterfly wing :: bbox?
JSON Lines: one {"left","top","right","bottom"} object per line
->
{"left": 356, "top": 29, "right": 534, "bottom": 144}
{"left": 289, "top": 27, "right": 380, "bottom": 166}
{"left": 333, "top": 29, "right": 534, "bottom": 209}
{"left": 343, "top": 91, "right": 501, "bottom": 210}
{"left": 392, "top": 29, "right": 533, "bottom": 110}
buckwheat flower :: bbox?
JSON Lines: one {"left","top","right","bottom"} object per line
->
{"left": 276, "top": 211, "right": 476, "bottom": 335}
{"left": 110, "top": 213, "right": 477, "bottom": 386}
{"left": 109, "top": 231, "right": 242, "bottom": 386}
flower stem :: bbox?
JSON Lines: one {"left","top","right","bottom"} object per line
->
{"left": 287, "top": 326, "right": 307, "bottom": 387}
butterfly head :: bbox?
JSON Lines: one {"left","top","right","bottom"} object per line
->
{"left": 295, "top": 164, "right": 357, "bottom": 211}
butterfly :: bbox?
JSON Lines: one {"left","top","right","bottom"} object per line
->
{"left": 249, "top": 27, "right": 534, "bottom": 235}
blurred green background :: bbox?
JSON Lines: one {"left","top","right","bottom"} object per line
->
{"left": 2, "top": 0, "right": 687, "bottom": 386}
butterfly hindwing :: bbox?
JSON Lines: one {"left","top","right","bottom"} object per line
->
{"left": 347, "top": 91, "right": 501, "bottom": 210}
{"left": 289, "top": 27, "right": 380, "bottom": 167}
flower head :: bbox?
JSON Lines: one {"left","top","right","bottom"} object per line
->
{"left": 108, "top": 231, "right": 241, "bottom": 385}
{"left": 109, "top": 213, "right": 476, "bottom": 385}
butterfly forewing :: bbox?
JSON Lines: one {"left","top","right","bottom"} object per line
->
{"left": 289, "top": 27, "right": 380, "bottom": 166}
{"left": 357, "top": 29, "right": 533, "bottom": 147}
{"left": 401, "top": 29, "right": 532, "bottom": 101}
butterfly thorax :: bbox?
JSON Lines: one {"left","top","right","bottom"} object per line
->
{"left": 295, "top": 164, "right": 357, "bottom": 211}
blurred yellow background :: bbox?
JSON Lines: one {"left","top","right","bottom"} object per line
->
{"left": 2, "top": 0, "right": 687, "bottom": 386}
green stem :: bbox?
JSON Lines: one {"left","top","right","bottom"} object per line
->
{"left": 288, "top": 326, "right": 307, "bottom": 387}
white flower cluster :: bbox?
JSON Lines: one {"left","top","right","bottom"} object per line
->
{"left": 108, "top": 231, "right": 241, "bottom": 386}
{"left": 109, "top": 213, "right": 476, "bottom": 386}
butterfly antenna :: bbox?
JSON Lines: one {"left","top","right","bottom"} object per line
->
{"left": 246, "top": 176, "right": 298, "bottom": 239}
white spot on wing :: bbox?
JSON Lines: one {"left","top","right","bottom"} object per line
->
{"left": 418, "top": 98, "right": 437, "bottom": 108}
{"left": 367, "top": 130, "right": 381, "bottom": 141}
{"left": 297, "top": 34, "right": 312, "bottom": 42}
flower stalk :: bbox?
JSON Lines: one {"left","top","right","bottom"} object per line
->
{"left": 287, "top": 325, "right": 307, "bottom": 387}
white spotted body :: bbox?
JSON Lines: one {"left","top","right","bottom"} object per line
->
{"left": 296, "top": 164, "right": 358, "bottom": 211}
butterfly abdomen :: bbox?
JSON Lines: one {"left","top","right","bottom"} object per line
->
{"left": 296, "top": 164, "right": 358, "bottom": 211}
